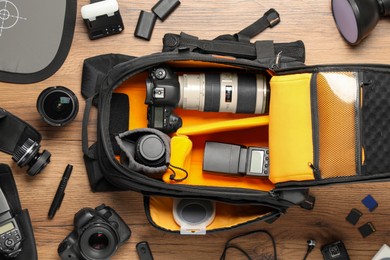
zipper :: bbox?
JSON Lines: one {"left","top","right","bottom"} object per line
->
{"left": 355, "top": 72, "right": 364, "bottom": 175}
{"left": 310, "top": 73, "right": 321, "bottom": 180}
{"left": 274, "top": 170, "right": 390, "bottom": 190}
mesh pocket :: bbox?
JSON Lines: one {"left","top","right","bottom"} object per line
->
{"left": 362, "top": 71, "right": 390, "bottom": 174}
{"left": 314, "top": 72, "right": 360, "bottom": 178}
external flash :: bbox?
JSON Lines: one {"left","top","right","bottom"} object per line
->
{"left": 331, "top": 0, "right": 390, "bottom": 45}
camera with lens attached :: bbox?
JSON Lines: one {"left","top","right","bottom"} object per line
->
{"left": 57, "top": 204, "right": 131, "bottom": 260}
{"left": 145, "top": 65, "right": 270, "bottom": 133}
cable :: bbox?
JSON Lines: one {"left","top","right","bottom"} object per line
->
{"left": 168, "top": 164, "right": 188, "bottom": 182}
{"left": 303, "top": 239, "right": 316, "bottom": 260}
{"left": 219, "top": 229, "right": 277, "bottom": 260}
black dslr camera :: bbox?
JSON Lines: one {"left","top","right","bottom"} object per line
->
{"left": 57, "top": 204, "right": 131, "bottom": 260}
{"left": 145, "top": 66, "right": 182, "bottom": 133}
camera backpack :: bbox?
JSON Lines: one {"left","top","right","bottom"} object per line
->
{"left": 81, "top": 16, "right": 390, "bottom": 233}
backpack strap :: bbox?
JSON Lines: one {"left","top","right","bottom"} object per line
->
{"left": 215, "top": 8, "right": 280, "bottom": 42}
{"left": 163, "top": 33, "right": 305, "bottom": 66}
{"left": 162, "top": 8, "right": 305, "bottom": 67}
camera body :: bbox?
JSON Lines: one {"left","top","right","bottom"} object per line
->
{"left": 58, "top": 204, "right": 131, "bottom": 260}
{"left": 145, "top": 66, "right": 182, "bottom": 133}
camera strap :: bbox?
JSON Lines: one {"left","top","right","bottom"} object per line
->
{"left": 0, "top": 164, "right": 37, "bottom": 260}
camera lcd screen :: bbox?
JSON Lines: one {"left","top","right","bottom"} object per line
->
{"left": 154, "top": 107, "right": 164, "bottom": 129}
{"left": 0, "top": 222, "right": 14, "bottom": 235}
{"left": 249, "top": 150, "right": 264, "bottom": 174}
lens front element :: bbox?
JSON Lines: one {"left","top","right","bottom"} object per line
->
{"left": 88, "top": 232, "right": 109, "bottom": 251}
{"left": 80, "top": 225, "right": 118, "bottom": 260}
{"left": 37, "top": 86, "right": 79, "bottom": 126}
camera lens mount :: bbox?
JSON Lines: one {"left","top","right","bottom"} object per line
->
{"left": 12, "top": 138, "right": 51, "bottom": 176}
{"left": 36, "top": 86, "right": 79, "bottom": 127}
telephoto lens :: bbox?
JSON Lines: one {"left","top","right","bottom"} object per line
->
{"left": 177, "top": 73, "right": 269, "bottom": 114}
{"left": 36, "top": 86, "right": 79, "bottom": 126}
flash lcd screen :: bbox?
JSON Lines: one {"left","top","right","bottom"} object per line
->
{"left": 0, "top": 222, "right": 14, "bottom": 235}
{"left": 250, "top": 150, "right": 264, "bottom": 174}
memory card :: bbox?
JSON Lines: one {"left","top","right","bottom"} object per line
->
{"left": 345, "top": 208, "right": 362, "bottom": 225}
{"left": 361, "top": 194, "right": 378, "bottom": 212}
{"left": 358, "top": 222, "right": 376, "bottom": 238}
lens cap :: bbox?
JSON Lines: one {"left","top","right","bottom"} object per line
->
{"left": 37, "top": 86, "right": 79, "bottom": 126}
{"left": 136, "top": 134, "right": 166, "bottom": 167}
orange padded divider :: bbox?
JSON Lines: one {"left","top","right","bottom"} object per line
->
{"left": 268, "top": 73, "right": 315, "bottom": 183}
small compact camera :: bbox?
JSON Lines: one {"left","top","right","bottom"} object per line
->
{"left": 0, "top": 188, "right": 23, "bottom": 258}
{"left": 145, "top": 66, "right": 182, "bottom": 133}
{"left": 57, "top": 204, "right": 131, "bottom": 260}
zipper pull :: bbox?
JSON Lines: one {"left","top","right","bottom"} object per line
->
{"left": 360, "top": 79, "right": 373, "bottom": 90}
{"left": 308, "top": 162, "right": 319, "bottom": 174}
{"left": 268, "top": 189, "right": 280, "bottom": 199}
{"left": 271, "top": 51, "right": 282, "bottom": 70}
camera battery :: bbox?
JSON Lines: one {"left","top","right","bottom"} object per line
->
{"left": 152, "top": 0, "right": 181, "bottom": 21}
{"left": 135, "top": 11, "right": 157, "bottom": 40}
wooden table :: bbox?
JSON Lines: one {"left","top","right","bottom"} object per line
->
{"left": 1, "top": 0, "right": 390, "bottom": 259}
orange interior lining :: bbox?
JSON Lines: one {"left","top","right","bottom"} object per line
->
{"left": 268, "top": 73, "right": 315, "bottom": 183}
{"left": 148, "top": 196, "right": 275, "bottom": 232}
{"left": 114, "top": 62, "right": 274, "bottom": 192}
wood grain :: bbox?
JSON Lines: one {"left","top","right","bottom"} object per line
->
{"left": 1, "top": 0, "right": 390, "bottom": 259}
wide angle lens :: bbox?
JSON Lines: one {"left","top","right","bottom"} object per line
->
{"left": 36, "top": 86, "right": 79, "bottom": 126}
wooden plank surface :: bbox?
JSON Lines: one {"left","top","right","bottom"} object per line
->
{"left": 1, "top": 0, "right": 390, "bottom": 259}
